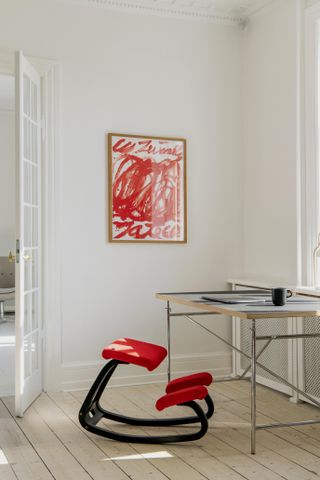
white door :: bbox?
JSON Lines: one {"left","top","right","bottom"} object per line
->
{"left": 15, "top": 51, "right": 42, "bottom": 416}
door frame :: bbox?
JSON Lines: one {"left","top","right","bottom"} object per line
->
{"left": 0, "top": 50, "right": 61, "bottom": 393}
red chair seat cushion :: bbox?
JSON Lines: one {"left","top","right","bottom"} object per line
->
{"left": 166, "top": 372, "right": 213, "bottom": 394}
{"left": 102, "top": 338, "right": 167, "bottom": 371}
{"left": 156, "top": 385, "right": 208, "bottom": 411}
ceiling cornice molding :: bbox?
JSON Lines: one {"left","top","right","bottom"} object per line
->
{"left": 245, "top": 0, "right": 315, "bottom": 21}
{"left": 58, "top": 0, "right": 242, "bottom": 25}
{"left": 245, "top": 0, "right": 275, "bottom": 17}
{"left": 58, "top": 0, "right": 285, "bottom": 25}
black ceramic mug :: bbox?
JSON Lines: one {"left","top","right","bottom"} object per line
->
{"left": 271, "top": 288, "right": 293, "bottom": 306}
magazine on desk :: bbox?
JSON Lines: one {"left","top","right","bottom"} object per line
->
{"left": 201, "top": 293, "right": 318, "bottom": 305}
{"left": 201, "top": 294, "right": 269, "bottom": 304}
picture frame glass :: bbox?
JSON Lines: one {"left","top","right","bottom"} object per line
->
{"left": 108, "top": 133, "right": 187, "bottom": 243}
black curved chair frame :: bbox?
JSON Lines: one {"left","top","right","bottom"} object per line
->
{"left": 79, "top": 359, "right": 214, "bottom": 443}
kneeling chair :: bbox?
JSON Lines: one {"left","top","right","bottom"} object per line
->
{"left": 79, "top": 337, "right": 214, "bottom": 443}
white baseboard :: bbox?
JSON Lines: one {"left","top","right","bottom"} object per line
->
{"left": 61, "top": 351, "right": 232, "bottom": 391}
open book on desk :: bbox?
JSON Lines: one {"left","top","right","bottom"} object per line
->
{"left": 201, "top": 294, "right": 270, "bottom": 304}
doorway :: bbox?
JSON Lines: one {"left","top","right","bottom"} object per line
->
{"left": 0, "top": 51, "right": 60, "bottom": 415}
{"left": 0, "top": 73, "right": 15, "bottom": 396}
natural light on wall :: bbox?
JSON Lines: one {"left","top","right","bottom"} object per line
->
{"left": 303, "top": 4, "right": 320, "bottom": 286}
{"left": 312, "top": 17, "right": 320, "bottom": 287}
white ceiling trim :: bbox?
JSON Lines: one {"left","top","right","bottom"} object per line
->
{"left": 58, "top": 0, "right": 277, "bottom": 25}
{"left": 58, "top": 0, "right": 250, "bottom": 26}
{"left": 245, "top": 0, "right": 275, "bottom": 16}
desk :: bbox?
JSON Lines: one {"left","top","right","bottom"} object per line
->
{"left": 156, "top": 290, "right": 320, "bottom": 454}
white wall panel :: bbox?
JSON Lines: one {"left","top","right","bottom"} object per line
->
{"left": 242, "top": 0, "right": 300, "bottom": 284}
{"left": 0, "top": 0, "right": 244, "bottom": 386}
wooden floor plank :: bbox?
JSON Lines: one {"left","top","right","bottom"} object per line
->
{"left": 211, "top": 381, "right": 320, "bottom": 473}
{"left": 104, "top": 384, "right": 285, "bottom": 480}
{"left": 123, "top": 383, "right": 320, "bottom": 480}
{"left": 49, "top": 390, "right": 171, "bottom": 480}
{"left": 72, "top": 389, "right": 212, "bottom": 480}
{"left": 3, "top": 397, "right": 95, "bottom": 480}
{"left": 0, "top": 400, "right": 54, "bottom": 480}
{"left": 0, "top": 465, "right": 18, "bottom": 480}
{"left": 217, "top": 393, "right": 320, "bottom": 469}
{"left": 30, "top": 394, "right": 131, "bottom": 480}
{"left": 214, "top": 380, "right": 320, "bottom": 456}
{"left": 3, "top": 381, "right": 320, "bottom": 479}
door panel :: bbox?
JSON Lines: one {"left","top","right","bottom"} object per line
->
{"left": 15, "top": 51, "right": 42, "bottom": 416}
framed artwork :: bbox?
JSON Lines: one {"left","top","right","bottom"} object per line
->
{"left": 108, "top": 133, "right": 187, "bottom": 243}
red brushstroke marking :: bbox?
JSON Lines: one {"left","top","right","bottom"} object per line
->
{"left": 112, "top": 139, "right": 183, "bottom": 240}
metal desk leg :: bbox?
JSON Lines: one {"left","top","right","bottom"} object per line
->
{"left": 251, "top": 319, "right": 256, "bottom": 454}
{"left": 166, "top": 301, "right": 171, "bottom": 382}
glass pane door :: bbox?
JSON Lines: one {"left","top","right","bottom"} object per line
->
{"left": 15, "top": 51, "right": 42, "bottom": 416}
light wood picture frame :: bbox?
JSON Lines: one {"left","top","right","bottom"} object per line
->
{"left": 108, "top": 133, "right": 187, "bottom": 243}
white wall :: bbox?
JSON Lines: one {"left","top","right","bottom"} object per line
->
{"left": 242, "top": 0, "right": 300, "bottom": 284}
{"left": 0, "top": 75, "right": 15, "bottom": 257}
{"left": 0, "top": 0, "right": 244, "bottom": 389}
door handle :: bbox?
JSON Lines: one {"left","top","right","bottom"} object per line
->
{"left": 8, "top": 251, "right": 15, "bottom": 263}
{"left": 9, "top": 251, "right": 31, "bottom": 262}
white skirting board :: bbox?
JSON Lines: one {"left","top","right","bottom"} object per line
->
{"left": 60, "top": 351, "right": 232, "bottom": 391}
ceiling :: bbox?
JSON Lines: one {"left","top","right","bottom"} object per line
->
{"left": 65, "top": 0, "right": 274, "bottom": 25}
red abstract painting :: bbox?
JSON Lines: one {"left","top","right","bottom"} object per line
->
{"left": 108, "top": 133, "right": 186, "bottom": 242}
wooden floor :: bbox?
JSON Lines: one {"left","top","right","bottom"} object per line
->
{"left": 3, "top": 381, "right": 320, "bottom": 479}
